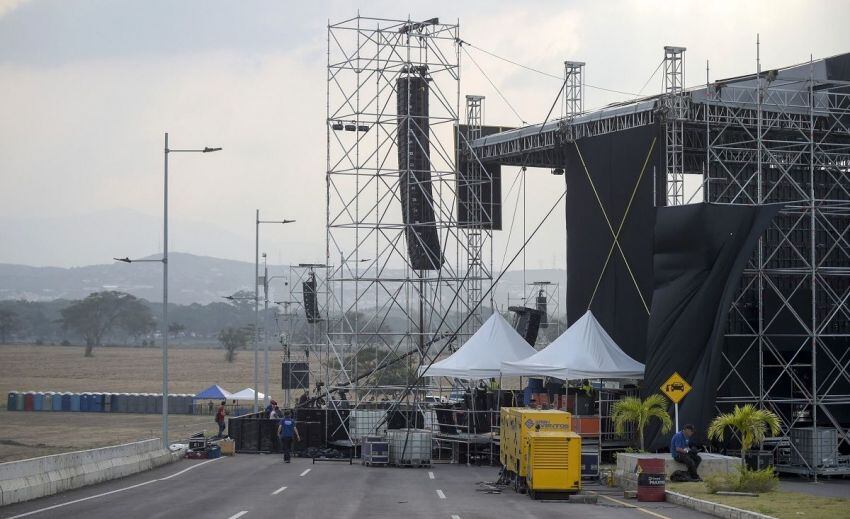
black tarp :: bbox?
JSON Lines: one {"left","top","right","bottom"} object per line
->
{"left": 563, "top": 123, "right": 661, "bottom": 362}
{"left": 642, "top": 203, "right": 780, "bottom": 450}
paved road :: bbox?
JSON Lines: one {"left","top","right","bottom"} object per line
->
{"left": 1, "top": 455, "right": 713, "bottom": 519}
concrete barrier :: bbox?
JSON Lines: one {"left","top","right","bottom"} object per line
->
{"left": 615, "top": 452, "right": 741, "bottom": 490}
{"left": 0, "top": 439, "right": 183, "bottom": 506}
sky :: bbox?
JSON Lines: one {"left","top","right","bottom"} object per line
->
{"left": 1, "top": 0, "right": 848, "bottom": 268}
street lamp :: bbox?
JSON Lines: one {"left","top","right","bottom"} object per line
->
{"left": 254, "top": 211, "right": 295, "bottom": 413}
{"left": 115, "top": 132, "right": 221, "bottom": 451}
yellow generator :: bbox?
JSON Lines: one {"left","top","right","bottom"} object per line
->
{"left": 526, "top": 430, "right": 582, "bottom": 499}
{"left": 499, "top": 408, "right": 580, "bottom": 496}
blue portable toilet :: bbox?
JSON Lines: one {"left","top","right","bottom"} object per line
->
{"left": 17, "top": 392, "right": 25, "bottom": 411}
{"left": 113, "top": 393, "right": 125, "bottom": 413}
{"left": 54, "top": 393, "right": 64, "bottom": 411}
{"left": 7, "top": 392, "right": 17, "bottom": 411}
{"left": 182, "top": 394, "right": 193, "bottom": 414}
{"left": 131, "top": 393, "right": 143, "bottom": 413}
{"left": 80, "top": 393, "right": 91, "bottom": 412}
{"left": 43, "top": 392, "right": 53, "bottom": 411}
{"left": 70, "top": 393, "right": 81, "bottom": 412}
{"left": 154, "top": 394, "right": 162, "bottom": 414}
{"left": 61, "top": 393, "right": 71, "bottom": 411}
{"left": 91, "top": 393, "right": 103, "bottom": 412}
{"left": 33, "top": 392, "right": 44, "bottom": 411}
{"left": 103, "top": 393, "right": 112, "bottom": 412}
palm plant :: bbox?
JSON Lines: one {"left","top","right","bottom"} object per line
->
{"left": 611, "top": 394, "right": 672, "bottom": 451}
{"left": 707, "top": 404, "right": 781, "bottom": 461}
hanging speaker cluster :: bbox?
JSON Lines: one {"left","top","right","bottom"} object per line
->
{"left": 397, "top": 66, "right": 443, "bottom": 270}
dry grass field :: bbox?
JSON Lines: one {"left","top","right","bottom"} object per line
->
{"left": 0, "top": 344, "right": 287, "bottom": 462}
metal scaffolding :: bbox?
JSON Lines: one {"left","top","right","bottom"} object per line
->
{"left": 325, "top": 15, "right": 497, "bottom": 442}
{"left": 663, "top": 46, "right": 687, "bottom": 206}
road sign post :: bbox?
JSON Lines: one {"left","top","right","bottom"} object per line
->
{"left": 660, "top": 372, "right": 692, "bottom": 432}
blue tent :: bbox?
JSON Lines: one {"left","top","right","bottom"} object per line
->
{"left": 193, "top": 384, "right": 232, "bottom": 400}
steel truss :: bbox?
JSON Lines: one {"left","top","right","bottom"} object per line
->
{"left": 702, "top": 66, "right": 850, "bottom": 476}
{"left": 326, "top": 16, "right": 493, "bottom": 442}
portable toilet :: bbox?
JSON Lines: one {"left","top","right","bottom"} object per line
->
{"left": 43, "top": 392, "right": 53, "bottom": 411}
{"left": 183, "top": 394, "right": 193, "bottom": 414}
{"left": 80, "top": 393, "right": 91, "bottom": 412}
{"left": 70, "top": 393, "right": 81, "bottom": 412}
{"left": 33, "top": 392, "right": 44, "bottom": 411}
{"left": 103, "top": 393, "right": 112, "bottom": 412}
{"left": 126, "top": 393, "right": 136, "bottom": 413}
{"left": 16, "top": 392, "right": 25, "bottom": 411}
{"left": 133, "top": 393, "right": 144, "bottom": 413}
{"left": 7, "top": 391, "right": 17, "bottom": 411}
{"left": 113, "top": 393, "right": 125, "bottom": 413}
{"left": 55, "top": 393, "right": 65, "bottom": 411}
{"left": 154, "top": 394, "right": 162, "bottom": 414}
{"left": 91, "top": 393, "right": 103, "bottom": 412}
{"left": 23, "top": 392, "right": 34, "bottom": 411}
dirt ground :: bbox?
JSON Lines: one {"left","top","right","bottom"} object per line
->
{"left": 0, "top": 344, "right": 286, "bottom": 462}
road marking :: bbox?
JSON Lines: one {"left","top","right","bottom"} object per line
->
{"left": 451, "top": 515, "right": 461, "bottom": 519}
{"left": 271, "top": 486, "right": 287, "bottom": 495}
{"left": 299, "top": 468, "right": 311, "bottom": 477}
{"left": 5, "top": 456, "right": 224, "bottom": 518}
{"left": 5, "top": 480, "right": 158, "bottom": 519}
{"left": 227, "top": 512, "right": 249, "bottom": 519}
{"left": 160, "top": 457, "right": 223, "bottom": 480}
{"left": 436, "top": 489, "right": 446, "bottom": 499}
{"left": 594, "top": 493, "right": 672, "bottom": 519}
{"left": 428, "top": 471, "right": 435, "bottom": 479}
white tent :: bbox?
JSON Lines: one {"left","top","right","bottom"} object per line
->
{"left": 501, "top": 310, "right": 645, "bottom": 380}
{"left": 419, "top": 312, "right": 538, "bottom": 379}
{"left": 229, "top": 388, "right": 266, "bottom": 401}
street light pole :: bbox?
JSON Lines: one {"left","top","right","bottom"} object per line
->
{"left": 254, "top": 212, "right": 295, "bottom": 414}
{"left": 163, "top": 133, "right": 169, "bottom": 450}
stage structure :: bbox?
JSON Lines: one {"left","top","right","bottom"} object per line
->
{"left": 469, "top": 47, "right": 850, "bottom": 476}
{"left": 325, "top": 15, "right": 496, "bottom": 441}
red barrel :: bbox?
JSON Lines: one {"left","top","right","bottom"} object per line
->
{"left": 23, "top": 392, "right": 34, "bottom": 412}
{"left": 636, "top": 458, "right": 666, "bottom": 502}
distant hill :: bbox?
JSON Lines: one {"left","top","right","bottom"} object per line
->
{"left": 0, "top": 253, "right": 566, "bottom": 310}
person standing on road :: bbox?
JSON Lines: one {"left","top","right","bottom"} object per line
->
{"left": 277, "top": 410, "right": 301, "bottom": 463}
{"left": 670, "top": 424, "right": 702, "bottom": 481}
{"left": 215, "top": 401, "right": 227, "bottom": 438}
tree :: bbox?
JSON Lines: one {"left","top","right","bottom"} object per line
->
{"left": 168, "top": 322, "right": 186, "bottom": 337}
{"left": 218, "top": 326, "right": 251, "bottom": 362}
{"left": 0, "top": 308, "right": 21, "bottom": 343}
{"left": 611, "top": 394, "right": 673, "bottom": 451}
{"left": 60, "top": 291, "right": 153, "bottom": 357}
{"left": 708, "top": 404, "right": 781, "bottom": 461}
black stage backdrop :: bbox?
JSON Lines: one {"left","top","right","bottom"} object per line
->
{"left": 563, "top": 123, "right": 662, "bottom": 362}
{"left": 643, "top": 203, "right": 780, "bottom": 450}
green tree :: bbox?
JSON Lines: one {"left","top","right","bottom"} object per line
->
{"left": 168, "top": 322, "right": 186, "bottom": 337}
{"left": 708, "top": 404, "right": 781, "bottom": 460}
{"left": 611, "top": 394, "right": 673, "bottom": 451}
{"left": 60, "top": 291, "right": 153, "bottom": 356}
{"left": 218, "top": 326, "right": 251, "bottom": 362}
{"left": 0, "top": 308, "right": 21, "bottom": 343}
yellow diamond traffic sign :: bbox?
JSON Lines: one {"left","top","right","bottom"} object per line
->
{"left": 661, "top": 372, "right": 692, "bottom": 404}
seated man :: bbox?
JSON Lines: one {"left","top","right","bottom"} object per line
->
{"left": 670, "top": 424, "right": 702, "bottom": 481}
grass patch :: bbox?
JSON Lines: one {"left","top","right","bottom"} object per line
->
{"left": 705, "top": 466, "right": 779, "bottom": 494}
{"left": 669, "top": 481, "right": 850, "bottom": 519}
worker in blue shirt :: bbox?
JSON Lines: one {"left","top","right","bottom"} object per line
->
{"left": 670, "top": 424, "right": 702, "bottom": 481}
{"left": 277, "top": 410, "right": 301, "bottom": 463}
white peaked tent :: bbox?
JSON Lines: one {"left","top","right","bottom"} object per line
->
{"left": 419, "top": 312, "right": 538, "bottom": 379}
{"left": 229, "top": 388, "right": 266, "bottom": 401}
{"left": 501, "top": 310, "right": 645, "bottom": 379}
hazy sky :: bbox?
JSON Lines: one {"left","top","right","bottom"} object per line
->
{"left": 1, "top": 0, "right": 848, "bottom": 268}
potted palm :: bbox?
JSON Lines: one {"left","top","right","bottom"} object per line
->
{"left": 707, "top": 404, "right": 781, "bottom": 462}
{"left": 611, "top": 394, "right": 672, "bottom": 451}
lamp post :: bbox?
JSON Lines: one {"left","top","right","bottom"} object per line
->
{"left": 254, "top": 211, "right": 295, "bottom": 414}
{"left": 116, "top": 132, "right": 221, "bottom": 450}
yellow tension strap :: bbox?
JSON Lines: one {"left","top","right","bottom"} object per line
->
{"left": 576, "top": 136, "right": 657, "bottom": 315}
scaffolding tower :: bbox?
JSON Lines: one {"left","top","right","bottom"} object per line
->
{"left": 663, "top": 46, "right": 687, "bottom": 206}
{"left": 326, "top": 15, "right": 492, "bottom": 441}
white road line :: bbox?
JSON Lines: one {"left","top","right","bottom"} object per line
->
{"left": 436, "top": 489, "right": 446, "bottom": 499}
{"left": 227, "top": 512, "right": 249, "bottom": 519}
{"left": 159, "top": 457, "right": 223, "bottom": 480}
{"left": 5, "top": 480, "right": 158, "bottom": 519}
{"left": 271, "top": 486, "right": 287, "bottom": 495}
{"left": 299, "top": 468, "right": 311, "bottom": 477}
{"left": 6, "top": 456, "right": 224, "bottom": 518}
{"left": 428, "top": 471, "right": 435, "bottom": 479}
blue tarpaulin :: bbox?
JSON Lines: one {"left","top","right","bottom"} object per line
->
{"left": 193, "top": 384, "right": 232, "bottom": 400}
